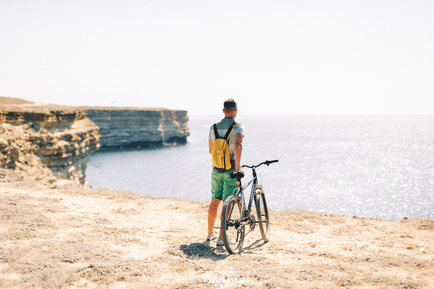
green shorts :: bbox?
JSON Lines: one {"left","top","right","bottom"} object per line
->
{"left": 211, "top": 169, "right": 239, "bottom": 202}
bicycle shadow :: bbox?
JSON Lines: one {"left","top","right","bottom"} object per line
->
{"left": 179, "top": 238, "right": 268, "bottom": 261}
{"left": 242, "top": 238, "right": 268, "bottom": 252}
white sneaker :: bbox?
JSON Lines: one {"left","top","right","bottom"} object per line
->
{"left": 206, "top": 232, "right": 218, "bottom": 242}
{"left": 217, "top": 237, "right": 235, "bottom": 246}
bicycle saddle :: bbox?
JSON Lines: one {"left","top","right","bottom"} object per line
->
{"left": 230, "top": 170, "right": 245, "bottom": 180}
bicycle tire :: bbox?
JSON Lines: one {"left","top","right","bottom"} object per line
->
{"left": 255, "top": 185, "right": 270, "bottom": 242}
{"left": 221, "top": 195, "right": 244, "bottom": 254}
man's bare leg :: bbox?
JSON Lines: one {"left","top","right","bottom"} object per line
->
{"left": 208, "top": 199, "right": 221, "bottom": 234}
{"left": 221, "top": 202, "right": 233, "bottom": 237}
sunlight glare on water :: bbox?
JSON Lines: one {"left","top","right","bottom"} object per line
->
{"left": 87, "top": 115, "right": 434, "bottom": 221}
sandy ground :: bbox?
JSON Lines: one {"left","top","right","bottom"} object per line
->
{"left": 1, "top": 168, "right": 433, "bottom": 289}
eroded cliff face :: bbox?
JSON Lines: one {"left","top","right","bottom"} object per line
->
{"left": 0, "top": 100, "right": 100, "bottom": 186}
{"left": 82, "top": 108, "right": 189, "bottom": 149}
{"left": 0, "top": 97, "right": 190, "bottom": 186}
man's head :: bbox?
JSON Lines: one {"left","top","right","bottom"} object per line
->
{"left": 223, "top": 99, "right": 237, "bottom": 117}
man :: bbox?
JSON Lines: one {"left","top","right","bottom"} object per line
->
{"left": 206, "top": 99, "right": 244, "bottom": 246}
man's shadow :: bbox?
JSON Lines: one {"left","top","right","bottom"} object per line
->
{"left": 179, "top": 238, "right": 268, "bottom": 261}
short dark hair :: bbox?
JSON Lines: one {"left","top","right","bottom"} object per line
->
{"left": 223, "top": 99, "right": 237, "bottom": 110}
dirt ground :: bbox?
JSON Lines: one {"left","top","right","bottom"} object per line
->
{"left": 1, "top": 168, "right": 433, "bottom": 289}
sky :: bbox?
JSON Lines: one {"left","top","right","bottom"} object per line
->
{"left": 1, "top": 0, "right": 433, "bottom": 116}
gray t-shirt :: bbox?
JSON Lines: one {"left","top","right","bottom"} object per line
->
{"left": 209, "top": 118, "right": 244, "bottom": 161}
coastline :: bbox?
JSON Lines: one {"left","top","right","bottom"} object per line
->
{"left": 1, "top": 168, "right": 433, "bottom": 288}
{"left": 0, "top": 97, "right": 190, "bottom": 187}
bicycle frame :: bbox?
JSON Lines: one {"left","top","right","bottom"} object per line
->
{"left": 234, "top": 160, "right": 277, "bottom": 227}
{"left": 237, "top": 167, "right": 259, "bottom": 219}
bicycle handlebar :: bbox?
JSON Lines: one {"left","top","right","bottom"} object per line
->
{"left": 242, "top": 159, "right": 279, "bottom": 169}
{"left": 230, "top": 160, "right": 279, "bottom": 180}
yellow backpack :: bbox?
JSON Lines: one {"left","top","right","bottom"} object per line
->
{"left": 211, "top": 122, "right": 238, "bottom": 171}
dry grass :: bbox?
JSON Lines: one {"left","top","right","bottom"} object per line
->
{"left": 1, "top": 168, "right": 434, "bottom": 288}
{"left": 416, "top": 216, "right": 434, "bottom": 231}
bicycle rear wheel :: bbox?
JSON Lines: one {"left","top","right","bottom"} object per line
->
{"left": 255, "top": 185, "right": 270, "bottom": 242}
{"left": 221, "top": 195, "right": 244, "bottom": 254}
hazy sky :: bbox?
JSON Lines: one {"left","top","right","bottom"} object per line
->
{"left": 1, "top": 0, "right": 433, "bottom": 115}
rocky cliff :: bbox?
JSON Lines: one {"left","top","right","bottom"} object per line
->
{"left": 0, "top": 97, "right": 190, "bottom": 186}
{"left": 0, "top": 97, "right": 100, "bottom": 186}
{"left": 81, "top": 107, "right": 189, "bottom": 150}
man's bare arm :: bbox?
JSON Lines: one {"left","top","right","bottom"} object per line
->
{"left": 233, "top": 133, "right": 243, "bottom": 171}
{"left": 209, "top": 139, "right": 213, "bottom": 154}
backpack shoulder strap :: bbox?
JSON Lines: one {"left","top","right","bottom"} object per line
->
{"left": 213, "top": 123, "right": 219, "bottom": 139}
{"left": 223, "top": 122, "right": 238, "bottom": 140}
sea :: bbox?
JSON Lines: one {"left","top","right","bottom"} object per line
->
{"left": 86, "top": 115, "right": 434, "bottom": 221}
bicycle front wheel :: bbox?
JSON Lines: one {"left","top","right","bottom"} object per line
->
{"left": 221, "top": 195, "right": 244, "bottom": 254}
{"left": 255, "top": 185, "right": 270, "bottom": 242}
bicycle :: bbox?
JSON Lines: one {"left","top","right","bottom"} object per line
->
{"left": 220, "top": 160, "right": 278, "bottom": 254}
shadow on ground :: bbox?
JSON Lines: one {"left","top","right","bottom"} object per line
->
{"left": 180, "top": 238, "right": 268, "bottom": 261}
{"left": 180, "top": 243, "right": 228, "bottom": 260}
{"left": 242, "top": 239, "right": 268, "bottom": 251}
